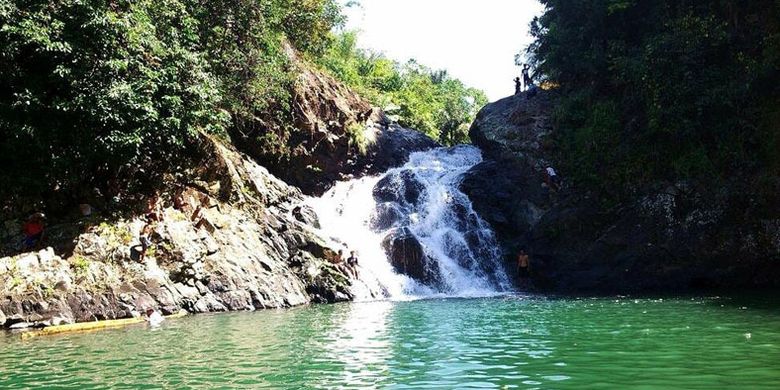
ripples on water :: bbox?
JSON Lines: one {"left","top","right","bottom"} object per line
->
{"left": 2, "top": 295, "right": 780, "bottom": 389}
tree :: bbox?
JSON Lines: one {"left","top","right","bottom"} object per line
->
{"left": 527, "top": 0, "right": 780, "bottom": 197}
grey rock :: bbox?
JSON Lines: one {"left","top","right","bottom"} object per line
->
{"left": 374, "top": 170, "right": 425, "bottom": 205}
{"left": 381, "top": 228, "right": 443, "bottom": 288}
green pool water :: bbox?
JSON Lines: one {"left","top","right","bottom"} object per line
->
{"left": 2, "top": 294, "right": 779, "bottom": 389}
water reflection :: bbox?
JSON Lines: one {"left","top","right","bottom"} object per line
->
{"left": 323, "top": 301, "right": 393, "bottom": 388}
{"left": 2, "top": 296, "right": 780, "bottom": 389}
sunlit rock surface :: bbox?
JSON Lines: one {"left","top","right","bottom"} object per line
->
{"left": 0, "top": 136, "right": 353, "bottom": 328}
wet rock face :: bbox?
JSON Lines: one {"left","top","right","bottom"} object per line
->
{"left": 370, "top": 203, "right": 407, "bottom": 232}
{"left": 381, "top": 228, "right": 442, "bottom": 288}
{"left": 365, "top": 125, "right": 440, "bottom": 178}
{"left": 373, "top": 170, "right": 425, "bottom": 205}
{"left": 0, "top": 137, "right": 355, "bottom": 329}
{"left": 460, "top": 158, "right": 551, "bottom": 256}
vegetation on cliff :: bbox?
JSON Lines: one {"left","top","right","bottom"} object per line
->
{"left": 0, "top": 0, "right": 340, "bottom": 202}
{"left": 0, "top": 0, "right": 485, "bottom": 207}
{"left": 319, "top": 32, "right": 488, "bottom": 146}
{"left": 527, "top": 1, "right": 780, "bottom": 200}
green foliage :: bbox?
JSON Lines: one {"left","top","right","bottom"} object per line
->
{"left": 529, "top": 1, "right": 780, "bottom": 197}
{"left": 0, "top": 0, "right": 343, "bottom": 201}
{"left": 320, "top": 32, "right": 488, "bottom": 146}
{"left": 346, "top": 121, "right": 369, "bottom": 155}
{"left": 70, "top": 254, "right": 89, "bottom": 277}
{"left": 0, "top": 0, "right": 486, "bottom": 206}
{"left": 96, "top": 222, "right": 133, "bottom": 247}
{"left": 0, "top": 0, "right": 227, "bottom": 199}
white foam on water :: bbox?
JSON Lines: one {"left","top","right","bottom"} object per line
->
{"left": 306, "top": 145, "right": 512, "bottom": 301}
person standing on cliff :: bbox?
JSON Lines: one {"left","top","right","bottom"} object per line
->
{"left": 516, "top": 250, "right": 530, "bottom": 278}
{"left": 522, "top": 64, "right": 533, "bottom": 91}
{"left": 514, "top": 77, "right": 523, "bottom": 95}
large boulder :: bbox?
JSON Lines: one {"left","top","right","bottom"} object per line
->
{"left": 469, "top": 90, "right": 554, "bottom": 163}
{"left": 381, "top": 228, "right": 442, "bottom": 287}
{"left": 365, "top": 124, "right": 439, "bottom": 176}
{"left": 465, "top": 89, "right": 780, "bottom": 293}
{"left": 373, "top": 170, "right": 425, "bottom": 205}
{"left": 370, "top": 203, "right": 407, "bottom": 231}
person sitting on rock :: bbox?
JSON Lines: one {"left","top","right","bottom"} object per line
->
{"left": 514, "top": 77, "right": 522, "bottom": 95}
{"left": 22, "top": 212, "right": 45, "bottom": 250}
{"left": 516, "top": 250, "right": 530, "bottom": 278}
{"left": 346, "top": 250, "right": 360, "bottom": 279}
{"left": 333, "top": 249, "right": 351, "bottom": 275}
{"left": 137, "top": 218, "right": 154, "bottom": 262}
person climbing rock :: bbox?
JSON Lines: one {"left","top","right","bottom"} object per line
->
{"left": 145, "top": 192, "right": 162, "bottom": 221}
{"left": 514, "top": 77, "right": 523, "bottom": 95}
{"left": 545, "top": 166, "right": 560, "bottom": 191}
{"left": 516, "top": 250, "right": 530, "bottom": 278}
{"left": 22, "top": 212, "right": 45, "bottom": 250}
{"left": 331, "top": 249, "right": 345, "bottom": 271}
{"left": 347, "top": 251, "right": 360, "bottom": 279}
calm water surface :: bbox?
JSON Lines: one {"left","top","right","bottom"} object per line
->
{"left": 2, "top": 295, "right": 779, "bottom": 389}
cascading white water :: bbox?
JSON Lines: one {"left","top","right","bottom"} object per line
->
{"left": 307, "top": 145, "right": 512, "bottom": 300}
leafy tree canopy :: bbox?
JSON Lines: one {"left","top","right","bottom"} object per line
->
{"left": 0, "top": 0, "right": 344, "bottom": 202}
{"left": 527, "top": 0, "right": 780, "bottom": 198}
{"left": 319, "top": 31, "right": 488, "bottom": 146}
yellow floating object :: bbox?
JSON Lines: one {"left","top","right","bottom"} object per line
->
{"left": 20, "top": 310, "right": 188, "bottom": 340}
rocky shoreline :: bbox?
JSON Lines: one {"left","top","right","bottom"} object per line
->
{"left": 1, "top": 136, "right": 355, "bottom": 330}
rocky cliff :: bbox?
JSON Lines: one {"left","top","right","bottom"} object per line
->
{"left": 463, "top": 91, "right": 780, "bottom": 293}
{"left": 0, "top": 134, "right": 363, "bottom": 329}
{"left": 232, "top": 44, "right": 438, "bottom": 195}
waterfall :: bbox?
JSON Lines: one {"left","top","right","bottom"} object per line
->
{"left": 307, "top": 145, "right": 512, "bottom": 300}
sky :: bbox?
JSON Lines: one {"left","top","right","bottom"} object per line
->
{"left": 340, "top": 0, "right": 545, "bottom": 102}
